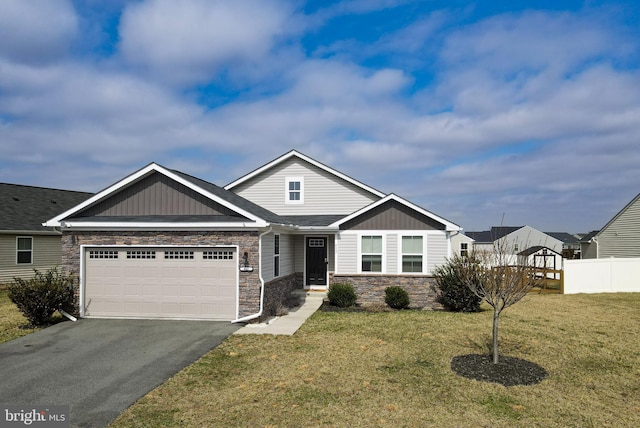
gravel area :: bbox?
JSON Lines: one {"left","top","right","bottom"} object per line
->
{"left": 451, "top": 354, "right": 548, "bottom": 386}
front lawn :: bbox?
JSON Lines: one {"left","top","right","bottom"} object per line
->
{"left": 112, "top": 292, "right": 640, "bottom": 427}
{"left": 0, "top": 290, "right": 39, "bottom": 343}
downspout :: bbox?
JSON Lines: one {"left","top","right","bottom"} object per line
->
{"left": 232, "top": 226, "right": 272, "bottom": 323}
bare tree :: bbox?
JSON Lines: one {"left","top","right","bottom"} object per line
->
{"left": 460, "top": 237, "right": 542, "bottom": 364}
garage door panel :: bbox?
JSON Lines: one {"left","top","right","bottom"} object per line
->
{"left": 84, "top": 247, "right": 237, "bottom": 320}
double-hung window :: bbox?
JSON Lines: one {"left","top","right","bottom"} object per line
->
{"left": 460, "top": 242, "right": 468, "bottom": 257}
{"left": 17, "top": 237, "right": 33, "bottom": 264}
{"left": 285, "top": 177, "right": 303, "bottom": 204}
{"left": 402, "top": 236, "right": 423, "bottom": 273}
{"left": 274, "top": 234, "right": 280, "bottom": 277}
{"left": 361, "top": 236, "right": 382, "bottom": 272}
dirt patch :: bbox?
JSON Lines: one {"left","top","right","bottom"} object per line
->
{"left": 451, "top": 353, "right": 548, "bottom": 386}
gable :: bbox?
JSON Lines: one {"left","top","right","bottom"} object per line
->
{"left": 75, "top": 172, "right": 244, "bottom": 218}
{"left": 339, "top": 200, "right": 446, "bottom": 231}
{"left": 229, "top": 156, "right": 382, "bottom": 216}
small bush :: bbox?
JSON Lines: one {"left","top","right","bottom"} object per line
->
{"left": 8, "top": 268, "right": 77, "bottom": 326}
{"left": 385, "top": 286, "right": 410, "bottom": 309}
{"left": 327, "top": 283, "right": 357, "bottom": 308}
{"left": 433, "top": 254, "right": 482, "bottom": 312}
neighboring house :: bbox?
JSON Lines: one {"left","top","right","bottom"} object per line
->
{"left": 583, "top": 193, "right": 640, "bottom": 258}
{"left": 546, "top": 232, "right": 581, "bottom": 259}
{"left": 45, "top": 150, "right": 461, "bottom": 322}
{"left": 466, "top": 226, "right": 564, "bottom": 257}
{"left": 451, "top": 232, "right": 474, "bottom": 258}
{"left": 0, "top": 183, "right": 93, "bottom": 284}
{"left": 578, "top": 230, "right": 599, "bottom": 259}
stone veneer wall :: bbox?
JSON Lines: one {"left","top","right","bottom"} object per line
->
{"left": 330, "top": 274, "right": 441, "bottom": 309}
{"left": 61, "top": 230, "right": 261, "bottom": 318}
{"left": 262, "top": 272, "right": 304, "bottom": 320}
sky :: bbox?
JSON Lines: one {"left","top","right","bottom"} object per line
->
{"left": 1, "top": 0, "right": 639, "bottom": 234}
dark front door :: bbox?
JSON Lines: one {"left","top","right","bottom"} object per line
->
{"left": 306, "top": 237, "right": 327, "bottom": 286}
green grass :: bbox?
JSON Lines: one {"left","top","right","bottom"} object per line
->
{"left": 111, "top": 293, "right": 640, "bottom": 427}
{"left": 0, "top": 290, "right": 39, "bottom": 343}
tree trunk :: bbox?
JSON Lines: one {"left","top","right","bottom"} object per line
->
{"left": 492, "top": 308, "right": 500, "bottom": 364}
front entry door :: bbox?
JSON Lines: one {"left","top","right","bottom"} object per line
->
{"left": 306, "top": 237, "right": 327, "bottom": 286}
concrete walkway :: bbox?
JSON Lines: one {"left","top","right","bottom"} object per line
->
{"left": 234, "top": 290, "right": 326, "bottom": 335}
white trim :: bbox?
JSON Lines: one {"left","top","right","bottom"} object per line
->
{"left": 224, "top": 150, "right": 386, "bottom": 198}
{"left": 398, "top": 234, "right": 425, "bottom": 274}
{"left": 16, "top": 235, "right": 33, "bottom": 265}
{"left": 285, "top": 176, "right": 304, "bottom": 205}
{"left": 358, "top": 233, "right": 386, "bottom": 274}
{"left": 57, "top": 221, "right": 267, "bottom": 230}
{"left": 44, "top": 163, "right": 268, "bottom": 227}
{"left": 329, "top": 193, "right": 461, "bottom": 232}
{"left": 80, "top": 244, "right": 240, "bottom": 320}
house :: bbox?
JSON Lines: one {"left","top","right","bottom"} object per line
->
{"left": 582, "top": 193, "right": 640, "bottom": 258}
{"left": 451, "top": 232, "right": 474, "bottom": 257}
{"left": 545, "top": 232, "right": 581, "bottom": 259}
{"left": 44, "top": 150, "right": 461, "bottom": 322}
{"left": 466, "top": 226, "right": 564, "bottom": 257}
{"left": 0, "top": 183, "right": 93, "bottom": 284}
{"left": 578, "top": 230, "right": 599, "bottom": 259}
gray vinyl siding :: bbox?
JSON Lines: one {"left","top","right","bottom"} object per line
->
{"left": 427, "top": 233, "right": 448, "bottom": 274}
{"left": 387, "top": 234, "right": 398, "bottom": 274}
{"left": 598, "top": 195, "right": 640, "bottom": 258}
{"left": 231, "top": 157, "right": 380, "bottom": 215}
{"left": 294, "top": 235, "right": 305, "bottom": 272}
{"left": 262, "top": 233, "right": 297, "bottom": 283}
{"left": 0, "top": 234, "right": 62, "bottom": 283}
{"left": 80, "top": 172, "right": 240, "bottom": 217}
{"left": 336, "top": 233, "right": 358, "bottom": 273}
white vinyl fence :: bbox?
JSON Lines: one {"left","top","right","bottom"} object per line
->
{"left": 564, "top": 258, "right": 640, "bottom": 294}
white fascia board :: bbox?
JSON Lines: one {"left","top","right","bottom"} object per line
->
{"left": 44, "top": 163, "right": 266, "bottom": 227}
{"left": 330, "top": 193, "right": 461, "bottom": 232}
{"left": 59, "top": 221, "right": 267, "bottom": 230}
{"left": 224, "top": 150, "right": 386, "bottom": 198}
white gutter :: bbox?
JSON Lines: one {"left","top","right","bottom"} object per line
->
{"left": 232, "top": 226, "right": 273, "bottom": 323}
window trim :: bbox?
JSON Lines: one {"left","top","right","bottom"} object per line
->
{"left": 285, "top": 177, "right": 304, "bottom": 205}
{"left": 460, "top": 242, "right": 469, "bottom": 257}
{"left": 16, "top": 236, "right": 33, "bottom": 265}
{"left": 359, "top": 234, "right": 384, "bottom": 273}
{"left": 401, "top": 235, "right": 424, "bottom": 274}
{"left": 274, "top": 234, "right": 280, "bottom": 278}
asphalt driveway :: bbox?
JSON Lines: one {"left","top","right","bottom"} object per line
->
{"left": 0, "top": 319, "right": 240, "bottom": 427}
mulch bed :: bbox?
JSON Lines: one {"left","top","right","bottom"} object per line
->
{"left": 451, "top": 354, "right": 548, "bottom": 386}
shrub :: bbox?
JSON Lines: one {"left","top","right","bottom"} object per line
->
{"left": 327, "top": 283, "right": 357, "bottom": 308}
{"left": 8, "top": 268, "right": 77, "bottom": 326}
{"left": 384, "top": 286, "right": 410, "bottom": 309}
{"left": 433, "top": 254, "right": 482, "bottom": 312}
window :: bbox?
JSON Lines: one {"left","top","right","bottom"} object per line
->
{"left": 89, "top": 250, "right": 118, "bottom": 259}
{"left": 361, "top": 236, "right": 382, "bottom": 272}
{"left": 203, "top": 250, "right": 234, "bottom": 260}
{"left": 402, "top": 236, "right": 423, "bottom": 273}
{"left": 285, "top": 177, "right": 303, "bottom": 204}
{"left": 274, "top": 234, "right": 280, "bottom": 277}
{"left": 460, "top": 242, "right": 468, "bottom": 257}
{"left": 164, "top": 251, "right": 194, "bottom": 259}
{"left": 16, "top": 237, "right": 33, "bottom": 264}
{"left": 127, "top": 250, "right": 156, "bottom": 259}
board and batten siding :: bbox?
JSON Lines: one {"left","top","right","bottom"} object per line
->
{"left": 231, "top": 157, "right": 380, "bottom": 215}
{"left": 598, "top": 194, "right": 640, "bottom": 258}
{"left": 0, "top": 234, "right": 63, "bottom": 283}
{"left": 79, "top": 172, "right": 240, "bottom": 217}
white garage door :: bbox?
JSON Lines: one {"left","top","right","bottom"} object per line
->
{"left": 84, "top": 247, "right": 237, "bottom": 320}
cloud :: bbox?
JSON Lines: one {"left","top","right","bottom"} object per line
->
{"left": 118, "top": 0, "right": 295, "bottom": 85}
{"left": 0, "top": 0, "right": 78, "bottom": 64}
